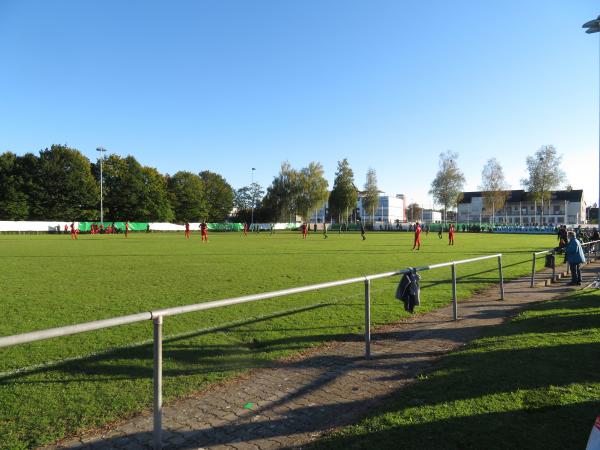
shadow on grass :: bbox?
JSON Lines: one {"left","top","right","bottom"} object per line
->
{"left": 8, "top": 282, "right": 600, "bottom": 449}
{"left": 309, "top": 400, "right": 599, "bottom": 450}
{"left": 47, "top": 291, "right": 600, "bottom": 449}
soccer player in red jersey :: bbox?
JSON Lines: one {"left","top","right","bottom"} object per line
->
{"left": 243, "top": 222, "right": 248, "bottom": 236}
{"left": 200, "top": 221, "right": 208, "bottom": 242}
{"left": 70, "top": 222, "right": 77, "bottom": 240}
{"left": 301, "top": 223, "right": 307, "bottom": 239}
{"left": 448, "top": 223, "right": 455, "bottom": 245}
{"left": 125, "top": 221, "right": 130, "bottom": 238}
{"left": 185, "top": 222, "right": 190, "bottom": 239}
{"left": 412, "top": 221, "right": 422, "bottom": 250}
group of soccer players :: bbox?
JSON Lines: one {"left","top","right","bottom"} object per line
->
{"left": 68, "top": 221, "right": 131, "bottom": 239}
{"left": 184, "top": 222, "right": 209, "bottom": 242}
{"left": 412, "top": 221, "right": 455, "bottom": 250}
{"left": 68, "top": 218, "right": 458, "bottom": 250}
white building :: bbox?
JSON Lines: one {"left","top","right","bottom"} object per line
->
{"left": 457, "top": 189, "right": 586, "bottom": 225}
{"left": 358, "top": 193, "right": 406, "bottom": 225}
{"left": 422, "top": 209, "right": 442, "bottom": 223}
{"left": 309, "top": 192, "right": 407, "bottom": 225}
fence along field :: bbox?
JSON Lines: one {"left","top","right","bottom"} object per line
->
{"left": 0, "top": 231, "right": 555, "bottom": 448}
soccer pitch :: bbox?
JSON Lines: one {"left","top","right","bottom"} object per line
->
{"left": 0, "top": 231, "right": 556, "bottom": 448}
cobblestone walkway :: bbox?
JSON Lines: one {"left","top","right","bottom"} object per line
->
{"left": 45, "top": 262, "right": 600, "bottom": 450}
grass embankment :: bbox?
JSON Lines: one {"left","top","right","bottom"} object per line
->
{"left": 314, "top": 291, "right": 600, "bottom": 450}
{"left": 0, "top": 232, "right": 555, "bottom": 448}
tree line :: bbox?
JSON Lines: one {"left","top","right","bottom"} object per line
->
{"left": 0, "top": 143, "right": 566, "bottom": 223}
{"left": 426, "top": 145, "right": 566, "bottom": 222}
{"left": 0, "top": 146, "right": 375, "bottom": 224}
{"left": 0, "top": 145, "right": 234, "bottom": 222}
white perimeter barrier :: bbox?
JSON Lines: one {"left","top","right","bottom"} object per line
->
{"left": 0, "top": 221, "right": 76, "bottom": 232}
{"left": 0, "top": 222, "right": 301, "bottom": 233}
{"left": 149, "top": 223, "right": 185, "bottom": 231}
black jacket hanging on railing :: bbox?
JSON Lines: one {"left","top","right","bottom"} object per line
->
{"left": 396, "top": 269, "right": 421, "bottom": 313}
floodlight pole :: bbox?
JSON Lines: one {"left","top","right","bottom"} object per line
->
{"left": 96, "top": 147, "right": 107, "bottom": 226}
{"left": 582, "top": 15, "right": 600, "bottom": 224}
{"left": 251, "top": 168, "right": 256, "bottom": 230}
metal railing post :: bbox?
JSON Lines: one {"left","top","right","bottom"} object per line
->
{"left": 530, "top": 252, "right": 536, "bottom": 287}
{"left": 153, "top": 316, "right": 163, "bottom": 450}
{"left": 498, "top": 255, "right": 504, "bottom": 300}
{"left": 451, "top": 263, "right": 458, "bottom": 320}
{"left": 364, "top": 278, "right": 371, "bottom": 359}
{"left": 552, "top": 250, "right": 556, "bottom": 282}
{"left": 586, "top": 244, "right": 591, "bottom": 264}
{"left": 595, "top": 241, "right": 598, "bottom": 260}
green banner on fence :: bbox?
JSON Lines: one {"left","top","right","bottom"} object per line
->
{"left": 206, "top": 223, "right": 243, "bottom": 231}
{"left": 79, "top": 222, "right": 148, "bottom": 232}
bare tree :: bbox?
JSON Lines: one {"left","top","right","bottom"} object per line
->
{"left": 406, "top": 203, "right": 423, "bottom": 222}
{"left": 479, "top": 158, "right": 509, "bottom": 224}
{"left": 521, "top": 145, "right": 566, "bottom": 224}
{"left": 429, "top": 151, "right": 465, "bottom": 223}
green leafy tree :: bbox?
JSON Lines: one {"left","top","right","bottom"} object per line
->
{"left": 199, "top": 171, "right": 234, "bottom": 221}
{"left": 296, "top": 162, "right": 329, "bottom": 222}
{"left": 0, "top": 152, "right": 31, "bottom": 219}
{"left": 233, "top": 183, "right": 264, "bottom": 222}
{"left": 142, "top": 166, "right": 174, "bottom": 222}
{"left": 362, "top": 168, "right": 379, "bottom": 224}
{"left": 520, "top": 145, "right": 566, "bottom": 224}
{"left": 262, "top": 162, "right": 299, "bottom": 222}
{"left": 329, "top": 159, "right": 358, "bottom": 224}
{"left": 429, "top": 151, "right": 465, "bottom": 223}
{"left": 98, "top": 155, "right": 173, "bottom": 221}
{"left": 99, "top": 155, "right": 143, "bottom": 221}
{"left": 35, "top": 145, "right": 98, "bottom": 220}
{"left": 167, "top": 171, "right": 207, "bottom": 222}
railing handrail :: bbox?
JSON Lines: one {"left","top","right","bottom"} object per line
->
{"left": 0, "top": 253, "right": 503, "bottom": 349}
{"left": 0, "top": 312, "right": 152, "bottom": 349}
{"left": 533, "top": 239, "right": 600, "bottom": 257}
{"left": 530, "top": 239, "right": 600, "bottom": 287}
{"left": 0, "top": 251, "right": 506, "bottom": 450}
{"left": 582, "top": 240, "right": 600, "bottom": 246}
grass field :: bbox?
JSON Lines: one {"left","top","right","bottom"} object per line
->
{"left": 0, "top": 231, "right": 557, "bottom": 448}
{"left": 313, "top": 290, "right": 600, "bottom": 450}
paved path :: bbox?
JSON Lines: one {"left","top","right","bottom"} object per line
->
{"left": 45, "top": 262, "right": 600, "bottom": 450}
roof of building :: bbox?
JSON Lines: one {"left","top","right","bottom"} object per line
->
{"left": 459, "top": 189, "right": 583, "bottom": 204}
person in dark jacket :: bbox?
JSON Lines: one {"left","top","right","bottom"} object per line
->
{"left": 558, "top": 225, "right": 568, "bottom": 249}
{"left": 565, "top": 231, "right": 585, "bottom": 285}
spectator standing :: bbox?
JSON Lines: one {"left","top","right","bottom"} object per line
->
{"left": 565, "top": 231, "right": 585, "bottom": 286}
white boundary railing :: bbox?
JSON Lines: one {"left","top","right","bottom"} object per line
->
{"left": 0, "top": 253, "right": 504, "bottom": 449}
{"left": 530, "top": 240, "right": 600, "bottom": 287}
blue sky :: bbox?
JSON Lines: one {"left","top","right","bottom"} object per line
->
{"left": 1, "top": 0, "right": 599, "bottom": 206}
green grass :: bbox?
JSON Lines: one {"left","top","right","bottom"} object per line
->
{"left": 313, "top": 290, "right": 600, "bottom": 450}
{"left": 0, "top": 231, "right": 555, "bottom": 448}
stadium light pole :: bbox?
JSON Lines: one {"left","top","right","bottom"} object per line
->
{"left": 251, "top": 167, "right": 256, "bottom": 230}
{"left": 582, "top": 15, "right": 600, "bottom": 224}
{"left": 96, "top": 147, "right": 107, "bottom": 226}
